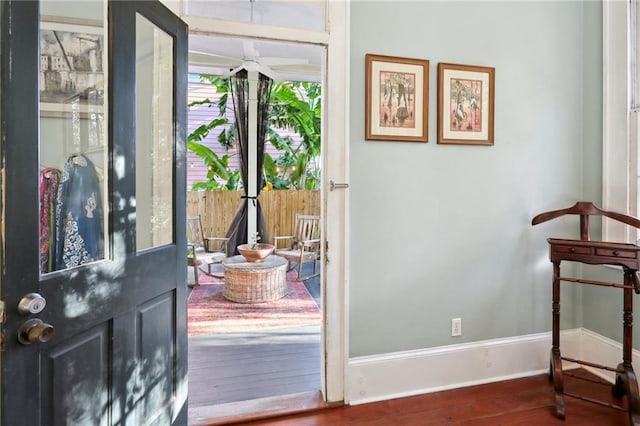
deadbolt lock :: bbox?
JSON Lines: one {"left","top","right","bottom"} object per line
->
{"left": 18, "top": 293, "right": 46, "bottom": 315}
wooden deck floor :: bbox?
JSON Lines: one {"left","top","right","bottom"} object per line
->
{"left": 188, "top": 326, "right": 321, "bottom": 406}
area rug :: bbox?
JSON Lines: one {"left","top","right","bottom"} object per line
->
{"left": 187, "top": 271, "right": 321, "bottom": 335}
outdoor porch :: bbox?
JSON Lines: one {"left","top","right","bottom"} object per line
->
{"left": 187, "top": 261, "right": 322, "bottom": 424}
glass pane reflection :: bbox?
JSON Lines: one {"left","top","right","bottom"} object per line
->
{"left": 135, "top": 14, "right": 174, "bottom": 251}
{"left": 39, "top": 3, "right": 107, "bottom": 274}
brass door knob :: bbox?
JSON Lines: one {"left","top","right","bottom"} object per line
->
{"left": 18, "top": 319, "right": 55, "bottom": 345}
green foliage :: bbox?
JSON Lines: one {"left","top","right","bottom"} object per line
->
{"left": 263, "top": 153, "right": 291, "bottom": 189}
{"left": 217, "top": 125, "right": 236, "bottom": 149}
{"left": 189, "top": 118, "right": 229, "bottom": 145}
{"left": 187, "top": 139, "right": 239, "bottom": 191}
{"left": 187, "top": 74, "right": 322, "bottom": 191}
{"left": 265, "top": 81, "right": 321, "bottom": 190}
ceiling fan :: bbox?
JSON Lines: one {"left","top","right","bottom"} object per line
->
{"left": 225, "top": 40, "right": 285, "bottom": 80}
{"left": 188, "top": 39, "right": 316, "bottom": 82}
{"left": 187, "top": 0, "right": 321, "bottom": 81}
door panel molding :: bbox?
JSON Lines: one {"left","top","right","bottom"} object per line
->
{"left": 43, "top": 322, "right": 111, "bottom": 425}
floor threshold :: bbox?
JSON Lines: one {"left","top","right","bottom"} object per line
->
{"left": 188, "top": 390, "right": 341, "bottom": 425}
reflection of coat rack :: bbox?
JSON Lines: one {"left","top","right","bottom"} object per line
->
{"left": 61, "top": 91, "right": 105, "bottom": 156}
{"left": 532, "top": 202, "right": 640, "bottom": 424}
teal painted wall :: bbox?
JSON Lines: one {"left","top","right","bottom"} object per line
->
{"left": 349, "top": 1, "right": 602, "bottom": 357}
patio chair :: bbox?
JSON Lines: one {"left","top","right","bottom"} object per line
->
{"left": 273, "top": 214, "right": 320, "bottom": 281}
{"left": 187, "top": 215, "right": 229, "bottom": 286}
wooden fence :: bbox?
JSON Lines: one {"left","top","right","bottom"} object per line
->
{"left": 187, "top": 190, "right": 321, "bottom": 244}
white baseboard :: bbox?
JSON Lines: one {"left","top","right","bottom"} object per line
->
{"left": 578, "top": 328, "right": 640, "bottom": 382}
{"left": 346, "top": 328, "right": 639, "bottom": 405}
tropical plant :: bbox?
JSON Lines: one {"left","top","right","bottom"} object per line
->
{"left": 187, "top": 74, "right": 321, "bottom": 191}
{"left": 186, "top": 140, "right": 240, "bottom": 191}
{"left": 266, "top": 81, "right": 321, "bottom": 190}
{"left": 187, "top": 76, "right": 240, "bottom": 191}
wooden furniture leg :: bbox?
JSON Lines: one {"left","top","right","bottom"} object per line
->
{"left": 550, "top": 262, "right": 565, "bottom": 419}
{"left": 612, "top": 270, "right": 640, "bottom": 425}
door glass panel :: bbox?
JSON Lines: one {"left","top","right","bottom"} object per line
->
{"left": 135, "top": 14, "right": 174, "bottom": 251}
{"left": 39, "top": 2, "right": 107, "bottom": 274}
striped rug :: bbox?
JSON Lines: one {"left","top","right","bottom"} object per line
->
{"left": 187, "top": 270, "right": 321, "bottom": 335}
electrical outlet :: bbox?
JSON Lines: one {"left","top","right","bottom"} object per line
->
{"left": 451, "top": 318, "right": 462, "bottom": 337}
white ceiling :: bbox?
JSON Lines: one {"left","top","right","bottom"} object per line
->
{"left": 184, "top": 0, "right": 325, "bottom": 82}
{"left": 184, "top": 0, "right": 324, "bottom": 31}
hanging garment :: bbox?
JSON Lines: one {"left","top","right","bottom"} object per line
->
{"left": 54, "top": 154, "right": 104, "bottom": 271}
{"left": 39, "top": 167, "right": 60, "bottom": 273}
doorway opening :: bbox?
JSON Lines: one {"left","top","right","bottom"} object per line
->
{"left": 184, "top": 35, "right": 325, "bottom": 422}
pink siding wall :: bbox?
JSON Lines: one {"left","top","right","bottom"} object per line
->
{"left": 187, "top": 79, "right": 299, "bottom": 191}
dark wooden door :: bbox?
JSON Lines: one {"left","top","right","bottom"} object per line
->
{"left": 0, "top": 1, "right": 188, "bottom": 424}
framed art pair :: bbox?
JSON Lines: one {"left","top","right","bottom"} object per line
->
{"left": 365, "top": 54, "right": 495, "bottom": 145}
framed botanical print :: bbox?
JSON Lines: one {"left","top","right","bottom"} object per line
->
{"left": 365, "top": 54, "right": 429, "bottom": 142}
{"left": 437, "top": 62, "right": 495, "bottom": 145}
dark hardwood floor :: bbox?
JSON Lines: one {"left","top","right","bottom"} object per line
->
{"left": 242, "top": 369, "right": 631, "bottom": 425}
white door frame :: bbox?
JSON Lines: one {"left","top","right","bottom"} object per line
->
{"left": 166, "top": 0, "right": 349, "bottom": 403}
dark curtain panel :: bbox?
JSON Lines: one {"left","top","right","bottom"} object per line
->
{"left": 255, "top": 73, "right": 273, "bottom": 246}
{"left": 225, "top": 71, "right": 274, "bottom": 255}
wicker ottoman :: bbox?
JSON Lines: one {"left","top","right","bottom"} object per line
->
{"left": 222, "top": 255, "right": 288, "bottom": 303}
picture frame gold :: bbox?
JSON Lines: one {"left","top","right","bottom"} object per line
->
{"left": 437, "top": 62, "right": 495, "bottom": 145}
{"left": 365, "top": 54, "right": 429, "bottom": 142}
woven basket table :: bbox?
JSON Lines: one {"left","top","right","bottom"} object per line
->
{"left": 222, "top": 255, "right": 288, "bottom": 303}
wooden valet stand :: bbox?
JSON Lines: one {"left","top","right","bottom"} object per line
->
{"left": 532, "top": 202, "right": 640, "bottom": 425}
